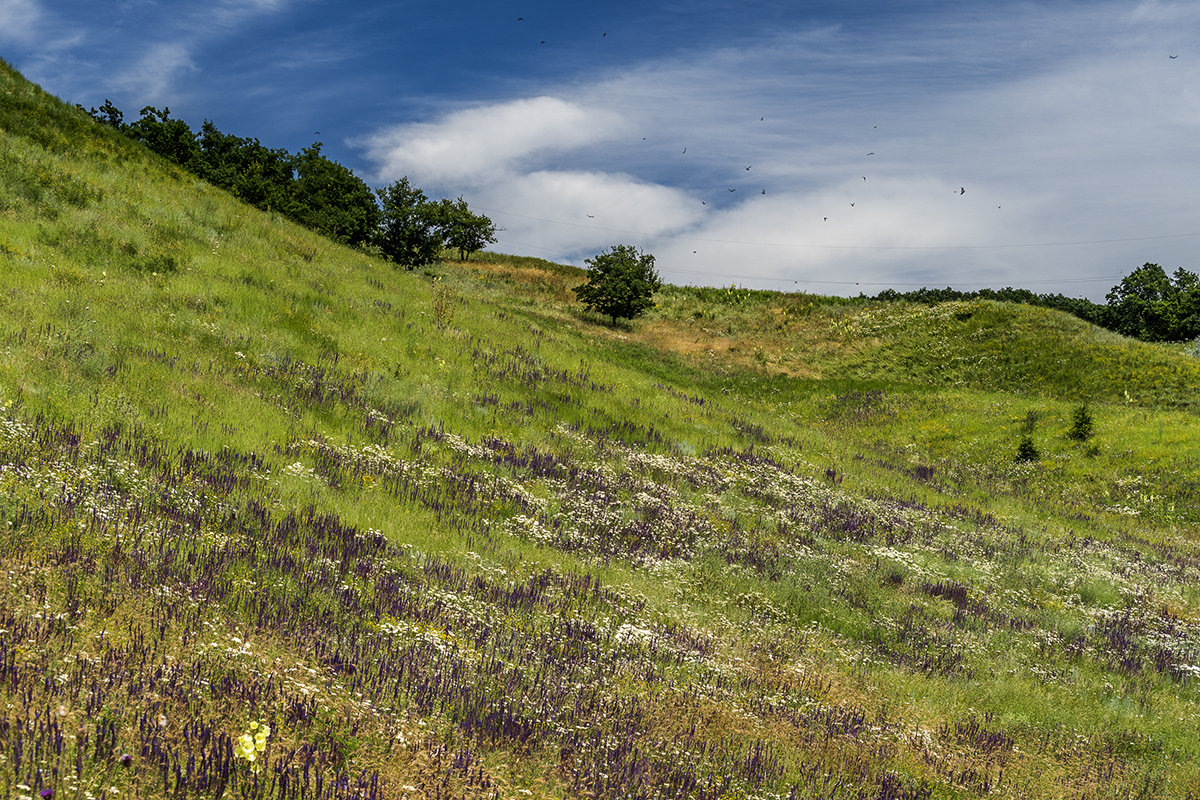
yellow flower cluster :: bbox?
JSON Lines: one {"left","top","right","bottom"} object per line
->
{"left": 233, "top": 721, "right": 270, "bottom": 771}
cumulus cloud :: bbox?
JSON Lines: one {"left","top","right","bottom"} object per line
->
{"left": 353, "top": 1, "right": 1200, "bottom": 295}
{"left": 481, "top": 170, "right": 702, "bottom": 256}
{"left": 357, "top": 95, "right": 705, "bottom": 263}
{"left": 359, "top": 97, "right": 628, "bottom": 185}
{"left": 650, "top": 179, "right": 1054, "bottom": 292}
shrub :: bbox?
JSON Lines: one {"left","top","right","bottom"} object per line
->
{"left": 1015, "top": 436, "right": 1040, "bottom": 463}
{"left": 1067, "top": 402, "right": 1094, "bottom": 442}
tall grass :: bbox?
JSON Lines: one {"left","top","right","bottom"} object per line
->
{"left": 3, "top": 59, "right": 1200, "bottom": 799}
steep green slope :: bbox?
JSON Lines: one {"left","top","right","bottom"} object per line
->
{"left": 3, "top": 60, "right": 1200, "bottom": 800}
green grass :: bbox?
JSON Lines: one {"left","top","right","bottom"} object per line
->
{"left": 3, "top": 58, "right": 1200, "bottom": 800}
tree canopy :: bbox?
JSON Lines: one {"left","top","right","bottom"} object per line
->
{"left": 437, "top": 196, "right": 498, "bottom": 262}
{"left": 126, "top": 106, "right": 201, "bottom": 170}
{"left": 574, "top": 244, "right": 662, "bottom": 325}
{"left": 290, "top": 143, "right": 380, "bottom": 248}
{"left": 194, "top": 120, "right": 294, "bottom": 212}
{"left": 374, "top": 178, "right": 443, "bottom": 269}
{"left": 1103, "top": 263, "right": 1200, "bottom": 342}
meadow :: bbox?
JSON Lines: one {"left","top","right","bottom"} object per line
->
{"left": 2, "top": 60, "right": 1200, "bottom": 800}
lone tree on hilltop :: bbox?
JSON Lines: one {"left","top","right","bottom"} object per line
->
{"left": 574, "top": 244, "right": 662, "bottom": 325}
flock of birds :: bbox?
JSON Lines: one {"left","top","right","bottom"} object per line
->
{"left": 512, "top": 13, "right": 990, "bottom": 228}
{"left": 511, "top": 15, "right": 1183, "bottom": 255}
{"left": 514, "top": 15, "right": 986, "bottom": 231}
{"left": 682, "top": 119, "right": 983, "bottom": 224}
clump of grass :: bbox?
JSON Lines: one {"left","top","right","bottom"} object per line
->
{"left": 431, "top": 278, "right": 462, "bottom": 329}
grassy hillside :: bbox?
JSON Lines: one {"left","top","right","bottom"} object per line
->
{"left": 3, "top": 59, "right": 1200, "bottom": 800}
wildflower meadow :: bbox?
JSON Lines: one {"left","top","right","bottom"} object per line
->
{"left": 2, "top": 59, "right": 1200, "bottom": 799}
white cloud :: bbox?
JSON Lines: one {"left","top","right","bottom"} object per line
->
{"left": 649, "top": 179, "right": 1056, "bottom": 292}
{"left": 358, "top": 96, "right": 704, "bottom": 264}
{"left": 207, "top": 0, "right": 291, "bottom": 33}
{"left": 106, "top": 2, "right": 293, "bottom": 102}
{"left": 360, "top": 96, "right": 628, "bottom": 184}
{"left": 1128, "top": 0, "right": 1200, "bottom": 26}
{"left": 109, "top": 42, "right": 199, "bottom": 105}
{"left": 12, "top": 0, "right": 293, "bottom": 108}
{"left": 354, "top": 2, "right": 1200, "bottom": 297}
{"left": 0, "top": 0, "right": 40, "bottom": 43}
{"left": 484, "top": 170, "right": 702, "bottom": 256}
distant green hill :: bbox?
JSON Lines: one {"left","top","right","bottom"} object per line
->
{"left": 3, "top": 60, "right": 1200, "bottom": 800}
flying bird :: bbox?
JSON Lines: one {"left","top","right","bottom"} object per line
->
{"left": 745, "top": 165, "right": 752, "bottom": 171}
{"left": 729, "top": 188, "right": 736, "bottom": 192}
{"left": 682, "top": 147, "right": 687, "bottom": 154}
{"left": 1169, "top": 54, "right": 1178, "bottom": 58}
{"left": 867, "top": 152, "right": 874, "bottom": 156}
{"left": 761, "top": 189, "right": 766, "bottom": 195}
{"left": 960, "top": 187, "right": 965, "bottom": 195}
{"left": 586, "top": 214, "right": 595, "bottom": 218}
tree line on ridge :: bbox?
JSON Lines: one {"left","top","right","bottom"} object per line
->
{"left": 870, "top": 263, "right": 1200, "bottom": 343}
{"left": 81, "top": 103, "right": 1197, "bottom": 342}
{"left": 82, "top": 101, "right": 496, "bottom": 268}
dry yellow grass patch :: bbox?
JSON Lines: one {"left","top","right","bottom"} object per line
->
{"left": 456, "top": 259, "right": 579, "bottom": 303}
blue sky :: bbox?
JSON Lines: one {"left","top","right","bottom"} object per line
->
{"left": 2, "top": 0, "right": 1198, "bottom": 298}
